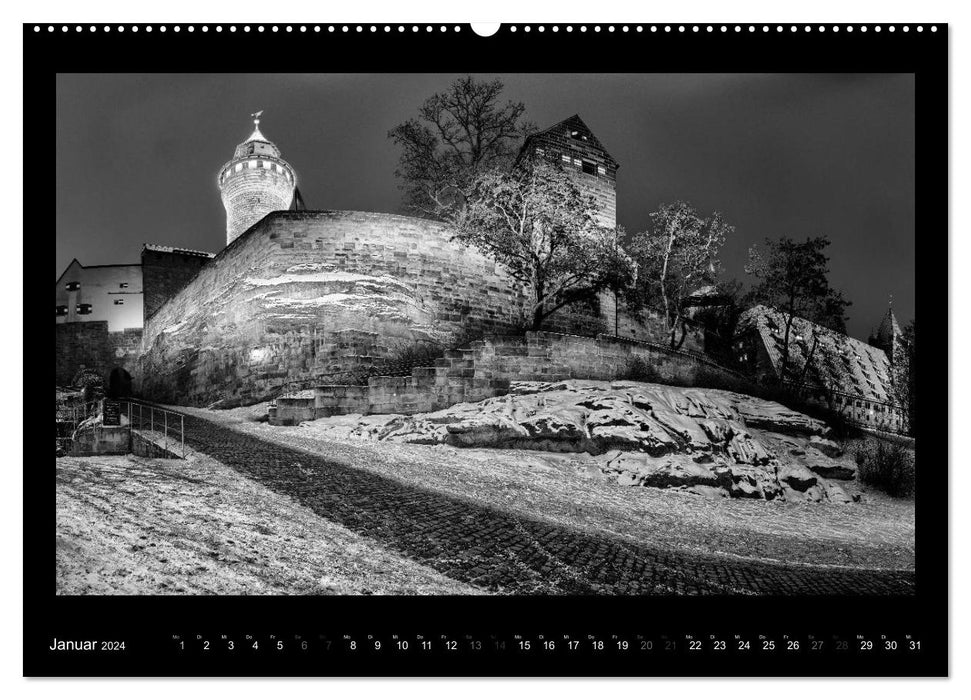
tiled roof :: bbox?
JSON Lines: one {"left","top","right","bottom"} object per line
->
{"left": 521, "top": 114, "right": 619, "bottom": 168}
{"left": 143, "top": 244, "right": 215, "bottom": 258}
{"left": 738, "top": 305, "right": 896, "bottom": 405}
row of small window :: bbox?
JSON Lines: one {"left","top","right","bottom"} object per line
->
{"left": 534, "top": 147, "right": 607, "bottom": 176}
{"left": 56, "top": 300, "right": 125, "bottom": 315}
{"left": 64, "top": 281, "right": 129, "bottom": 291}
{"left": 833, "top": 396, "right": 890, "bottom": 412}
{"left": 220, "top": 160, "right": 292, "bottom": 183}
{"left": 57, "top": 304, "right": 88, "bottom": 316}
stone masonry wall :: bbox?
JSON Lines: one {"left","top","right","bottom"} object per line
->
{"left": 56, "top": 322, "right": 110, "bottom": 386}
{"left": 56, "top": 322, "right": 142, "bottom": 387}
{"left": 524, "top": 118, "right": 618, "bottom": 228}
{"left": 284, "top": 331, "right": 747, "bottom": 422}
{"left": 142, "top": 248, "right": 213, "bottom": 319}
{"left": 140, "top": 210, "right": 631, "bottom": 407}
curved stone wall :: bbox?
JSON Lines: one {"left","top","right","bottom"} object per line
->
{"left": 140, "top": 210, "right": 609, "bottom": 406}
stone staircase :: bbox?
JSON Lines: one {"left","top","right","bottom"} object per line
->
{"left": 271, "top": 331, "right": 748, "bottom": 425}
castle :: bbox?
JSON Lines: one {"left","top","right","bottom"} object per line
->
{"left": 54, "top": 112, "right": 909, "bottom": 434}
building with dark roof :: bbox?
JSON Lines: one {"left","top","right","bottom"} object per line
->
{"left": 518, "top": 114, "right": 619, "bottom": 228}
{"left": 734, "top": 305, "right": 908, "bottom": 434}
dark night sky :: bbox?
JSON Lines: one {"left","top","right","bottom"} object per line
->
{"left": 56, "top": 73, "right": 915, "bottom": 339}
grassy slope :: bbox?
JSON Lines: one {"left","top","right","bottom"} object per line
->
{"left": 174, "top": 403, "right": 915, "bottom": 571}
{"left": 56, "top": 454, "right": 479, "bottom": 595}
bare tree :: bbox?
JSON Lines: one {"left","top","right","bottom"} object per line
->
{"left": 388, "top": 76, "right": 533, "bottom": 220}
{"left": 627, "top": 201, "right": 731, "bottom": 349}
{"left": 456, "top": 156, "right": 634, "bottom": 330}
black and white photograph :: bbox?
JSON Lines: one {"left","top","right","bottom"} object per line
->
{"left": 55, "top": 72, "right": 918, "bottom": 597}
{"left": 25, "top": 18, "right": 950, "bottom": 679}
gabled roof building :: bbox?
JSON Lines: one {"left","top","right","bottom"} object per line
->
{"left": 518, "top": 114, "right": 619, "bottom": 228}
{"left": 734, "top": 305, "right": 908, "bottom": 434}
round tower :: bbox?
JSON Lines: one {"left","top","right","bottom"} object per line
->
{"left": 218, "top": 112, "right": 296, "bottom": 246}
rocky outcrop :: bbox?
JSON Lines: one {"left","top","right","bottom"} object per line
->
{"left": 335, "top": 380, "right": 860, "bottom": 503}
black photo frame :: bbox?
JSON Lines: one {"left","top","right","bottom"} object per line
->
{"left": 33, "top": 22, "right": 948, "bottom": 677}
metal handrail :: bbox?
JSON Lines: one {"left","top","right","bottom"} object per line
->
{"left": 122, "top": 399, "right": 186, "bottom": 459}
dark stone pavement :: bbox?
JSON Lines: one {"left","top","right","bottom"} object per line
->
{"left": 175, "top": 411, "right": 915, "bottom": 596}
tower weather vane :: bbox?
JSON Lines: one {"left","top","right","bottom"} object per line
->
{"left": 251, "top": 110, "right": 263, "bottom": 125}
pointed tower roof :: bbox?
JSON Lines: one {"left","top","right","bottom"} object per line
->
{"left": 245, "top": 123, "right": 268, "bottom": 143}
{"left": 876, "top": 302, "right": 903, "bottom": 347}
{"left": 233, "top": 111, "right": 282, "bottom": 159}
{"left": 521, "top": 114, "right": 619, "bottom": 168}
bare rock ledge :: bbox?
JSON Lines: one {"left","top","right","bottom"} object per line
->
{"left": 329, "top": 380, "right": 861, "bottom": 503}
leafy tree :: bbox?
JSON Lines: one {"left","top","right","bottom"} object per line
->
{"left": 388, "top": 76, "right": 533, "bottom": 220}
{"left": 456, "top": 156, "right": 633, "bottom": 330}
{"left": 627, "top": 201, "right": 731, "bottom": 349}
{"left": 745, "top": 236, "right": 851, "bottom": 382}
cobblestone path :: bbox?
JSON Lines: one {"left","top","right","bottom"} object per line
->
{"left": 176, "top": 411, "right": 915, "bottom": 595}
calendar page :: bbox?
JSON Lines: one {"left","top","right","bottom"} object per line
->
{"left": 31, "top": 21, "right": 946, "bottom": 677}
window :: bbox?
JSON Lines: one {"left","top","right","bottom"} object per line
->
{"left": 235, "top": 163, "right": 243, "bottom": 172}
{"left": 55, "top": 305, "right": 67, "bottom": 316}
{"left": 76, "top": 303, "right": 92, "bottom": 315}
{"left": 535, "top": 147, "right": 545, "bottom": 156}
{"left": 263, "top": 160, "right": 272, "bottom": 169}
{"left": 113, "top": 299, "right": 124, "bottom": 305}
{"left": 561, "top": 154, "right": 571, "bottom": 163}
{"left": 597, "top": 165, "right": 607, "bottom": 175}
{"left": 581, "top": 160, "right": 597, "bottom": 175}
{"left": 569, "top": 130, "right": 588, "bottom": 142}
{"left": 65, "top": 281, "right": 80, "bottom": 292}
{"left": 119, "top": 282, "right": 129, "bottom": 289}
{"left": 248, "top": 160, "right": 258, "bottom": 169}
